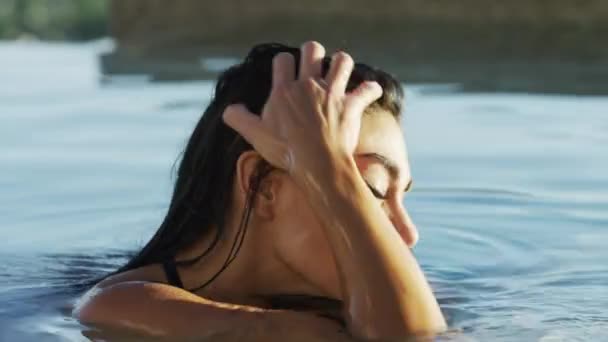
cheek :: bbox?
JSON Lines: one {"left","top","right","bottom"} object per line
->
{"left": 272, "top": 184, "right": 340, "bottom": 295}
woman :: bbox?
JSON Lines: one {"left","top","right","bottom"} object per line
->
{"left": 74, "top": 41, "right": 446, "bottom": 340}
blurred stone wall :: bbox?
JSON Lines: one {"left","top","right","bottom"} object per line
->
{"left": 109, "top": 0, "right": 607, "bottom": 60}
{"left": 104, "top": 0, "right": 608, "bottom": 93}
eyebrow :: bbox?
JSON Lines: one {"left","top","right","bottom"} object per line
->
{"left": 357, "top": 153, "right": 413, "bottom": 193}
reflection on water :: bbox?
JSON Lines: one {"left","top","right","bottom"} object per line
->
{"left": 0, "top": 41, "right": 607, "bottom": 341}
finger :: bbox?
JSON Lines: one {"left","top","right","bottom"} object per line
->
{"left": 272, "top": 52, "right": 295, "bottom": 90}
{"left": 222, "top": 104, "right": 288, "bottom": 169}
{"left": 299, "top": 41, "right": 325, "bottom": 80}
{"left": 222, "top": 104, "right": 264, "bottom": 145}
{"left": 343, "top": 81, "right": 383, "bottom": 117}
{"left": 325, "top": 51, "right": 354, "bottom": 95}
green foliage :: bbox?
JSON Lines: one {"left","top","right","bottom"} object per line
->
{"left": 0, "top": 0, "right": 109, "bottom": 40}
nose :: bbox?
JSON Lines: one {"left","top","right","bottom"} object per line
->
{"left": 390, "top": 204, "right": 419, "bottom": 248}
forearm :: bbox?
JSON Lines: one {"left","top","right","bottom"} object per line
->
{"left": 76, "top": 282, "right": 352, "bottom": 341}
{"left": 297, "top": 155, "right": 446, "bottom": 338}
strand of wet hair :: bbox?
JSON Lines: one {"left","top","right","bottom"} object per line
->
{"left": 187, "top": 161, "right": 271, "bottom": 292}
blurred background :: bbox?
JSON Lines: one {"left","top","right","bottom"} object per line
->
{"left": 0, "top": 0, "right": 107, "bottom": 40}
{"left": 1, "top": 0, "right": 608, "bottom": 92}
{"left": 1, "top": 1, "right": 607, "bottom": 341}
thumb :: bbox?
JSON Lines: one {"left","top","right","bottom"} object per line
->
{"left": 343, "top": 81, "right": 383, "bottom": 118}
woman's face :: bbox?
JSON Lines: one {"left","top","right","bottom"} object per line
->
{"left": 268, "top": 109, "right": 417, "bottom": 299}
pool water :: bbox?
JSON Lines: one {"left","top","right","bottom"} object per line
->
{"left": 1, "top": 41, "right": 607, "bottom": 341}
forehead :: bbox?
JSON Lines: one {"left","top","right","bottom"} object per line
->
{"left": 355, "top": 110, "right": 411, "bottom": 177}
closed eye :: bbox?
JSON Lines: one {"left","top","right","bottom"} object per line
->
{"left": 364, "top": 180, "right": 388, "bottom": 200}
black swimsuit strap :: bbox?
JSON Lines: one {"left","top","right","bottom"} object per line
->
{"left": 162, "top": 258, "right": 184, "bottom": 289}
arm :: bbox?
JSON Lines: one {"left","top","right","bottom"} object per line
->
{"left": 74, "top": 282, "right": 353, "bottom": 341}
{"left": 222, "top": 42, "right": 446, "bottom": 339}
{"left": 297, "top": 154, "right": 446, "bottom": 338}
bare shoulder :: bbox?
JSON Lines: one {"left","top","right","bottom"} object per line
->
{"left": 74, "top": 281, "right": 195, "bottom": 321}
{"left": 73, "top": 264, "right": 173, "bottom": 327}
{"left": 94, "top": 264, "right": 164, "bottom": 289}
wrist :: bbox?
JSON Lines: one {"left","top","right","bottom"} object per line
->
{"left": 292, "top": 151, "right": 359, "bottom": 200}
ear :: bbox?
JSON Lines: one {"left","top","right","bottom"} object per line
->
{"left": 235, "top": 151, "right": 279, "bottom": 220}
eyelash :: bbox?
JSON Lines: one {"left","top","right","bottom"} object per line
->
{"left": 365, "top": 181, "right": 388, "bottom": 200}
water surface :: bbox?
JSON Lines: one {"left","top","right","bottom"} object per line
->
{"left": 0, "top": 41, "right": 607, "bottom": 341}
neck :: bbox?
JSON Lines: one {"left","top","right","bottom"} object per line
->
{"left": 173, "top": 220, "right": 257, "bottom": 301}
{"left": 173, "top": 217, "right": 328, "bottom": 307}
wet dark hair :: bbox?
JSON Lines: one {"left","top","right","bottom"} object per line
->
{"left": 109, "top": 43, "right": 404, "bottom": 291}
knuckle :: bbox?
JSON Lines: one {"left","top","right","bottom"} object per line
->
{"left": 274, "top": 84, "right": 289, "bottom": 96}
{"left": 326, "top": 85, "right": 341, "bottom": 98}
{"left": 302, "top": 77, "right": 318, "bottom": 92}
{"left": 287, "top": 81, "right": 303, "bottom": 95}
{"left": 344, "top": 97, "right": 361, "bottom": 110}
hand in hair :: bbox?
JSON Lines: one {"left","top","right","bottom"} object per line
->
{"left": 222, "top": 41, "right": 383, "bottom": 182}
{"left": 75, "top": 41, "right": 445, "bottom": 341}
{"left": 224, "top": 41, "right": 446, "bottom": 339}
